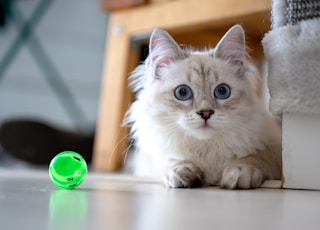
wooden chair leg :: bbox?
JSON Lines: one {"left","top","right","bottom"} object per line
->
{"left": 93, "top": 19, "right": 138, "bottom": 171}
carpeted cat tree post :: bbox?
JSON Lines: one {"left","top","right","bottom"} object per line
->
{"left": 262, "top": 0, "right": 320, "bottom": 190}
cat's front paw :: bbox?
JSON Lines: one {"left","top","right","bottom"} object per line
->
{"left": 220, "top": 164, "right": 263, "bottom": 189}
{"left": 164, "top": 161, "right": 204, "bottom": 188}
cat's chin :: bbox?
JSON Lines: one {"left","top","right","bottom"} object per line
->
{"left": 185, "top": 126, "right": 215, "bottom": 140}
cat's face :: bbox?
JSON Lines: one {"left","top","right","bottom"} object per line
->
{"left": 138, "top": 25, "right": 258, "bottom": 140}
{"left": 149, "top": 54, "right": 254, "bottom": 140}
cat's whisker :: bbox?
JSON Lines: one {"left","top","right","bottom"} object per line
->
{"left": 181, "top": 131, "right": 189, "bottom": 149}
{"left": 108, "top": 126, "right": 132, "bottom": 165}
{"left": 165, "top": 124, "right": 180, "bottom": 136}
{"left": 122, "top": 142, "right": 134, "bottom": 165}
{"left": 158, "top": 115, "right": 179, "bottom": 122}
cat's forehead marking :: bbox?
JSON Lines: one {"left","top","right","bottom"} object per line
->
{"left": 186, "top": 55, "right": 215, "bottom": 82}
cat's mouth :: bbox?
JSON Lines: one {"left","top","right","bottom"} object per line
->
{"left": 199, "top": 122, "right": 213, "bottom": 130}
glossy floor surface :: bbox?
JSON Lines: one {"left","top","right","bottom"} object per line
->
{"left": 1, "top": 169, "right": 320, "bottom": 230}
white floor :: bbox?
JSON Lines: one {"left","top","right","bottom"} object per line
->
{"left": 1, "top": 169, "right": 320, "bottom": 230}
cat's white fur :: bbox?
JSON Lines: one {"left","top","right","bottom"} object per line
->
{"left": 125, "top": 25, "right": 282, "bottom": 189}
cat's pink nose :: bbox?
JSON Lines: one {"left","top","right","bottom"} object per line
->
{"left": 196, "top": 109, "right": 214, "bottom": 121}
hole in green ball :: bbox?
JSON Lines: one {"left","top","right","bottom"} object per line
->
{"left": 67, "top": 183, "right": 77, "bottom": 188}
{"left": 73, "top": 156, "right": 81, "bottom": 161}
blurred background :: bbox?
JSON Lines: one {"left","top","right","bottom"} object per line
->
{"left": 0, "top": 0, "right": 109, "bottom": 167}
{"left": 0, "top": 0, "right": 108, "bottom": 131}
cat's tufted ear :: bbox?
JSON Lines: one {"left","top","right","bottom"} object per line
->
{"left": 149, "top": 28, "right": 184, "bottom": 75}
{"left": 214, "top": 25, "right": 246, "bottom": 66}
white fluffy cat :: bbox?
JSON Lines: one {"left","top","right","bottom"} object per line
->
{"left": 125, "top": 25, "right": 282, "bottom": 189}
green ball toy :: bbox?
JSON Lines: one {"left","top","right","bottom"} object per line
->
{"left": 49, "top": 151, "right": 88, "bottom": 189}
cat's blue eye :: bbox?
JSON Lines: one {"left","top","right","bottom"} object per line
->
{"left": 174, "top": 85, "right": 193, "bottom": 101}
{"left": 214, "top": 84, "right": 231, "bottom": 99}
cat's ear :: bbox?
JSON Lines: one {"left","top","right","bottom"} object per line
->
{"left": 149, "top": 28, "right": 184, "bottom": 75}
{"left": 214, "top": 25, "right": 245, "bottom": 66}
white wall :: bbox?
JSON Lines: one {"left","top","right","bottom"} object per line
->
{"left": 0, "top": 0, "right": 108, "bottom": 131}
